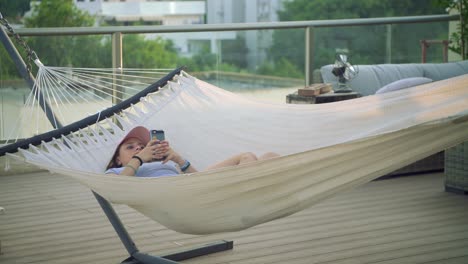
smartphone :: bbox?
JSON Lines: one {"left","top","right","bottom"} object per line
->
{"left": 150, "top": 129, "right": 165, "bottom": 141}
{"left": 150, "top": 130, "right": 165, "bottom": 161}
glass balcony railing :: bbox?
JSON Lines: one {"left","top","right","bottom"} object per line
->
{"left": 0, "top": 14, "right": 460, "bottom": 140}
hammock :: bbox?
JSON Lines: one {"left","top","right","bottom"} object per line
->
{"left": 3, "top": 62, "right": 468, "bottom": 235}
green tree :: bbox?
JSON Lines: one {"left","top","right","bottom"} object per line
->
{"left": 221, "top": 35, "right": 249, "bottom": 69}
{"left": 23, "top": 1, "right": 180, "bottom": 69}
{"left": 269, "top": 0, "right": 447, "bottom": 76}
{"left": 0, "top": 0, "right": 31, "bottom": 79}
{"left": 258, "top": 58, "right": 303, "bottom": 78}
{"left": 435, "top": 0, "right": 468, "bottom": 59}
{"left": 25, "top": 0, "right": 93, "bottom": 29}
{"left": 0, "top": 44, "right": 21, "bottom": 79}
{"left": 0, "top": 0, "right": 30, "bottom": 21}
{"left": 122, "top": 34, "right": 178, "bottom": 68}
{"left": 24, "top": 0, "right": 106, "bottom": 67}
{"left": 176, "top": 46, "right": 217, "bottom": 72}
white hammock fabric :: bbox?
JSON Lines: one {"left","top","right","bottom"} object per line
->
{"left": 9, "top": 71, "right": 468, "bottom": 235}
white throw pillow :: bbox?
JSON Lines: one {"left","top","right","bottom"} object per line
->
{"left": 376, "top": 77, "right": 433, "bottom": 94}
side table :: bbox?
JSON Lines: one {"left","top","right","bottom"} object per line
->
{"left": 315, "top": 92, "right": 361, "bottom": 104}
{"left": 286, "top": 91, "right": 361, "bottom": 104}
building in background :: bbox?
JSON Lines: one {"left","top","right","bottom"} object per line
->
{"left": 74, "top": 0, "right": 232, "bottom": 58}
{"left": 75, "top": 0, "right": 205, "bottom": 26}
{"left": 73, "top": 0, "right": 286, "bottom": 68}
{"left": 206, "top": 0, "right": 286, "bottom": 69}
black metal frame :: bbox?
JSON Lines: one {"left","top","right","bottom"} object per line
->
{"left": 93, "top": 192, "right": 233, "bottom": 264}
{"left": 1, "top": 22, "right": 233, "bottom": 262}
{"left": 0, "top": 23, "right": 62, "bottom": 130}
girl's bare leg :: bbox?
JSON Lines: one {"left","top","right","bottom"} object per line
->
{"left": 205, "top": 152, "right": 280, "bottom": 171}
{"left": 258, "top": 152, "right": 280, "bottom": 160}
{"left": 205, "top": 152, "right": 257, "bottom": 170}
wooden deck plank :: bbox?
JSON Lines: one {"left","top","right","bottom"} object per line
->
{"left": 423, "top": 255, "right": 468, "bottom": 264}
{"left": 282, "top": 244, "right": 468, "bottom": 264}
{"left": 185, "top": 201, "right": 467, "bottom": 249}
{"left": 1, "top": 172, "right": 467, "bottom": 264}
{"left": 161, "top": 205, "right": 468, "bottom": 261}
{"left": 367, "top": 246, "right": 468, "bottom": 264}
{"left": 180, "top": 223, "right": 468, "bottom": 264}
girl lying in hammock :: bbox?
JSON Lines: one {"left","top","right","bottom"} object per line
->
{"left": 106, "top": 126, "right": 279, "bottom": 177}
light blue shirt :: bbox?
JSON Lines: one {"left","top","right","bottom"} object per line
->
{"left": 106, "top": 161, "right": 180, "bottom": 178}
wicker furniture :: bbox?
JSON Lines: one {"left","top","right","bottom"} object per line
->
{"left": 445, "top": 142, "right": 468, "bottom": 194}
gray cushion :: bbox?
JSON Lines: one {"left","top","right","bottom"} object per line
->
{"left": 375, "top": 77, "right": 433, "bottom": 94}
{"left": 423, "top": 60, "right": 468, "bottom": 81}
{"left": 320, "top": 60, "right": 468, "bottom": 96}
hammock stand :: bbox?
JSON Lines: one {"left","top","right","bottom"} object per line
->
{"left": 0, "top": 22, "right": 233, "bottom": 263}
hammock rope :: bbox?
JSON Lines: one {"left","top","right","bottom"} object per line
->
{"left": 0, "top": 64, "right": 184, "bottom": 156}
{"left": 2, "top": 63, "right": 467, "bottom": 234}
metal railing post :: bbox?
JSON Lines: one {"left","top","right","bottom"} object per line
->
{"left": 305, "top": 26, "right": 315, "bottom": 86}
{"left": 112, "top": 32, "right": 123, "bottom": 105}
{"left": 386, "top": 24, "right": 392, "bottom": 63}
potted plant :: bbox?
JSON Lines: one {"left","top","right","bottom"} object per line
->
{"left": 438, "top": 0, "right": 467, "bottom": 59}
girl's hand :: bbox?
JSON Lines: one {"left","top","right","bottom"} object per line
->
{"left": 153, "top": 140, "right": 170, "bottom": 161}
{"left": 135, "top": 139, "right": 160, "bottom": 163}
{"left": 153, "top": 140, "right": 184, "bottom": 165}
{"left": 155, "top": 140, "right": 197, "bottom": 173}
{"left": 162, "top": 148, "right": 184, "bottom": 164}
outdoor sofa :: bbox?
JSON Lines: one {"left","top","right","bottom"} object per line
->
{"left": 318, "top": 60, "right": 468, "bottom": 185}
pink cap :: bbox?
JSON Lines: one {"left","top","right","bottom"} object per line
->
{"left": 119, "top": 126, "right": 150, "bottom": 146}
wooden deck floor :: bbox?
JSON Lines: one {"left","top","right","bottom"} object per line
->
{"left": 1, "top": 171, "right": 468, "bottom": 264}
